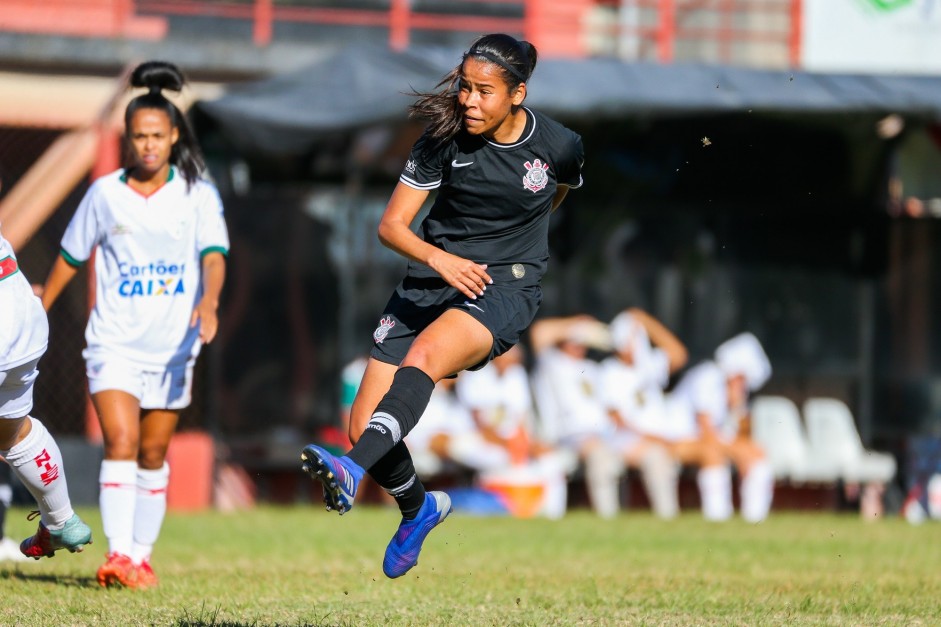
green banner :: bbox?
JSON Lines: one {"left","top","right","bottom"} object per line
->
{"left": 861, "top": 0, "right": 914, "bottom": 11}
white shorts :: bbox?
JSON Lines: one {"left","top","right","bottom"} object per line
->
{"left": 85, "top": 353, "right": 194, "bottom": 410}
{"left": 0, "top": 357, "right": 40, "bottom": 419}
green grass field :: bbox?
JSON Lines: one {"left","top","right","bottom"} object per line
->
{"left": 1, "top": 504, "right": 938, "bottom": 626}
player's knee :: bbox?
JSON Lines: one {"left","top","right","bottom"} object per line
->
{"left": 138, "top": 443, "right": 170, "bottom": 469}
{"left": 104, "top": 432, "right": 141, "bottom": 460}
{"left": 0, "top": 416, "right": 30, "bottom": 451}
{"left": 400, "top": 345, "right": 436, "bottom": 377}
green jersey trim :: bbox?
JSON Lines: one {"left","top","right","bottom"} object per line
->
{"left": 60, "top": 248, "right": 85, "bottom": 268}
{"left": 200, "top": 246, "right": 228, "bottom": 259}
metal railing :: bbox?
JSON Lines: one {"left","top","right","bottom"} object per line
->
{"left": 1, "top": 0, "right": 803, "bottom": 66}
{"left": 590, "top": 0, "right": 801, "bottom": 66}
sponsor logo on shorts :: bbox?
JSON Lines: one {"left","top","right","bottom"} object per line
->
{"left": 373, "top": 316, "right": 395, "bottom": 344}
{"left": 522, "top": 158, "right": 550, "bottom": 193}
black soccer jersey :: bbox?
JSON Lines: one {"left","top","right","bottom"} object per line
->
{"left": 399, "top": 107, "right": 584, "bottom": 287}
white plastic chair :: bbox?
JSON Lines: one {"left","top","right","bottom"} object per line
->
{"left": 802, "top": 397, "right": 897, "bottom": 485}
{"left": 751, "top": 395, "right": 840, "bottom": 483}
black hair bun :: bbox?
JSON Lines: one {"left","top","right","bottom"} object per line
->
{"left": 130, "top": 61, "right": 185, "bottom": 93}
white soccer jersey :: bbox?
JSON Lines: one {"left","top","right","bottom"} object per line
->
{"left": 532, "top": 348, "right": 611, "bottom": 442}
{"left": 0, "top": 228, "right": 48, "bottom": 369}
{"left": 60, "top": 168, "right": 229, "bottom": 368}
{"left": 600, "top": 348, "right": 671, "bottom": 438}
{"left": 455, "top": 362, "right": 534, "bottom": 439}
{"left": 668, "top": 361, "right": 736, "bottom": 440}
{"left": 406, "top": 381, "right": 476, "bottom": 449}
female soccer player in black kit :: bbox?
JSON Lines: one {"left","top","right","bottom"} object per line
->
{"left": 302, "top": 33, "right": 584, "bottom": 578}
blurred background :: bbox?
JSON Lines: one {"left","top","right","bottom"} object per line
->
{"left": 1, "top": 0, "right": 940, "bottom": 512}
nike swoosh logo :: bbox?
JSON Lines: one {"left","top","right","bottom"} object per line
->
{"left": 464, "top": 301, "right": 484, "bottom": 312}
{"left": 451, "top": 160, "right": 474, "bottom": 168}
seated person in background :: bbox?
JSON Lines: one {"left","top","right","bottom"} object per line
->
{"left": 530, "top": 315, "right": 676, "bottom": 519}
{"left": 403, "top": 377, "right": 480, "bottom": 480}
{"left": 599, "top": 308, "right": 689, "bottom": 519}
{"left": 529, "top": 316, "right": 622, "bottom": 518}
{"left": 665, "top": 332, "right": 775, "bottom": 522}
{"left": 455, "top": 345, "right": 571, "bottom": 519}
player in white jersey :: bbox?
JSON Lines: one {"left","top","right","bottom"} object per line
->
{"left": 38, "top": 62, "right": 228, "bottom": 588}
{"left": 0, "top": 218, "right": 92, "bottom": 560}
{"left": 529, "top": 316, "right": 628, "bottom": 519}
{"left": 666, "top": 332, "right": 775, "bottom": 522}
{"left": 454, "top": 345, "right": 571, "bottom": 519}
{"left": 404, "top": 377, "right": 479, "bottom": 477}
{"left": 599, "top": 309, "right": 689, "bottom": 519}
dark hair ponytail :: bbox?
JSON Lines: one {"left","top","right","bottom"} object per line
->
{"left": 408, "top": 33, "right": 538, "bottom": 144}
{"left": 125, "top": 61, "right": 205, "bottom": 188}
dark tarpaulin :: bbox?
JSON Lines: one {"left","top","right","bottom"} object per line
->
{"left": 195, "top": 43, "right": 941, "bottom": 155}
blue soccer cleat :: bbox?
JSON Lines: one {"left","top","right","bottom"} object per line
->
{"left": 383, "top": 491, "right": 452, "bottom": 579}
{"left": 300, "top": 444, "right": 363, "bottom": 515}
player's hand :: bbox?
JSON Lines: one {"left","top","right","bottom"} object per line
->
{"left": 429, "top": 251, "right": 492, "bottom": 300}
{"left": 190, "top": 297, "right": 219, "bottom": 343}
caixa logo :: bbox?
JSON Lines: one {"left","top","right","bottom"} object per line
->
{"left": 118, "top": 277, "right": 185, "bottom": 297}
{"left": 117, "top": 260, "right": 186, "bottom": 297}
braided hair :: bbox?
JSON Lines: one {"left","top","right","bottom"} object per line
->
{"left": 124, "top": 61, "right": 205, "bottom": 188}
{"left": 408, "top": 33, "right": 538, "bottom": 144}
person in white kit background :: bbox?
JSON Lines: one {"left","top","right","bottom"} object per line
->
{"left": 37, "top": 61, "right": 229, "bottom": 588}
{"left": 529, "top": 316, "right": 626, "bottom": 518}
{"left": 403, "top": 376, "right": 478, "bottom": 479}
{"left": 599, "top": 308, "right": 689, "bottom": 519}
{"left": 666, "top": 332, "right": 775, "bottom": 522}
{"left": 0, "top": 185, "right": 93, "bottom": 561}
{"left": 455, "top": 345, "right": 571, "bottom": 519}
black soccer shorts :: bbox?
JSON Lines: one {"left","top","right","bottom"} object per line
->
{"left": 369, "top": 275, "right": 542, "bottom": 371}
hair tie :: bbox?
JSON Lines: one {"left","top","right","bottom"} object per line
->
{"left": 466, "top": 48, "right": 527, "bottom": 83}
{"left": 148, "top": 85, "right": 162, "bottom": 96}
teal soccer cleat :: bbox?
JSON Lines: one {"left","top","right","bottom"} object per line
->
{"left": 20, "top": 513, "right": 92, "bottom": 559}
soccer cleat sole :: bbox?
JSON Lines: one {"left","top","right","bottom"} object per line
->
{"left": 301, "top": 447, "right": 350, "bottom": 515}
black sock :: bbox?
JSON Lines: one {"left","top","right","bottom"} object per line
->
{"left": 369, "top": 442, "right": 426, "bottom": 520}
{"left": 347, "top": 366, "right": 435, "bottom": 471}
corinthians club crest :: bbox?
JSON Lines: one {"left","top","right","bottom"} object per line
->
{"left": 373, "top": 315, "right": 395, "bottom": 343}
{"left": 522, "top": 159, "right": 549, "bottom": 193}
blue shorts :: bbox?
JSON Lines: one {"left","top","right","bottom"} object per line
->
{"left": 369, "top": 275, "right": 542, "bottom": 372}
